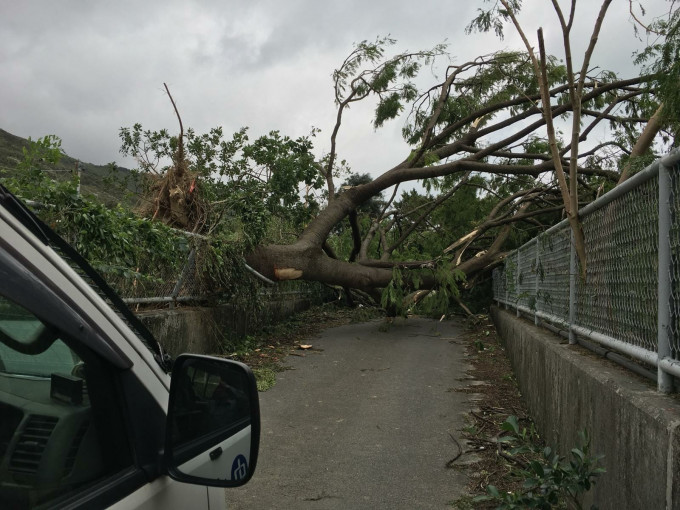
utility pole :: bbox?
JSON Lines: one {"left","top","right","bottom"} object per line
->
{"left": 75, "top": 161, "right": 82, "bottom": 197}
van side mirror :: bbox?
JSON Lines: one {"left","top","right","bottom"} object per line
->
{"left": 164, "top": 354, "right": 260, "bottom": 487}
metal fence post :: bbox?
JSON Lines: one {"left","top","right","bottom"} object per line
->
{"left": 493, "top": 269, "right": 498, "bottom": 305}
{"left": 534, "top": 237, "right": 540, "bottom": 326}
{"left": 658, "top": 162, "right": 674, "bottom": 393}
{"left": 505, "top": 260, "right": 509, "bottom": 310}
{"left": 170, "top": 248, "right": 196, "bottom": 309}
{"left": 516, "top": 250, "right": 521, "bottom": 317}
{"left": 568, "top": 229, "right": 577, "bottom": 345}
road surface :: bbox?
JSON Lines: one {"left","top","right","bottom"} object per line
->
{"left": 228, "top": 317, "right": 477, "bottom": 509}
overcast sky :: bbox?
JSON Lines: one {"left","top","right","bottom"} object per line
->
{"left": 0, "top": 0, "right": 671, "bottom": 182}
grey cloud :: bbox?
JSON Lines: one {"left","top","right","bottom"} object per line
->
{"left": 0, "top": 0, "right": 669, "bottom": 177}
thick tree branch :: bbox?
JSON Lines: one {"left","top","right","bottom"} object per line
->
{"left": 348, "top": 209, "right": 362, "bottom": 262}
{"left": 618, "top": 103, "right": 665, "bottom": 183}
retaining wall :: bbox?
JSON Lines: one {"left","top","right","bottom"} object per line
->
{"left": 491, "top": 305, "right": 680, "bottom": 509}
{"left": 138, "top": 294, "right": 318, "bottom": 358}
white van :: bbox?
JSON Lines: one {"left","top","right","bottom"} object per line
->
{"left": 0, "top": 185, "right": 260, "bottom": 509}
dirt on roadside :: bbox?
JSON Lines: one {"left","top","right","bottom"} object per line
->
{"left": 449, "top": 315, "right": 541, "bottom": 509}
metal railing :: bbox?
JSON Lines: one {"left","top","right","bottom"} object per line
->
{"left": 493, "top": 149, "right": 680, "bottom": 393}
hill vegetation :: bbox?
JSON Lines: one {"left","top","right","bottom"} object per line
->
{"left": 0, "top": 128, "right": 135, "bottom": 206}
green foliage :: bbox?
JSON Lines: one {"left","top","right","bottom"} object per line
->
{"left": 633, "top": 4, "right": 680, "bottom": 144}
{"left": 401, "top": 50, "right": 567, "bottom": 149}
{"left": 380, "top": 262, "right": 466, "bottom": 317}
{"left": 374, "top": 92, "right": 404, "bottom": 127}
{"left": 415, "top": 265, "right": 466, "bottom": 318}
{"left": 5, "top": 164, "right": 184, "bottom": 282}
{"left": 0, "top": 130, "right": 138, "bottom": 208}
{"left": 1, "top": 135, "right": 261, "bottom": 306}
{"left": 341, "top": 172, "right": 386, "bottom": 217}
{"left": 423, "top": 151, "right": 440, "bottom": 166}
{"left": 16, "top": 135, "right": 64, "bottom": 175}
{"left": 466, "top": 0, "right": 523, "bottom": 39}
{"left": 199, "top": 235, "right": 261, "bottom": 309}
{"left": 380, "top": 267, "right": 407, "bottom": 315}
{"left": 247, "top": 129, "right": 323, "bottom": 227}
{"left": 386, "top": 172, "right": 533, "bottom": 264}
{"left": 477, "top": 416, "right": 605, "bottom": 509}
{"left": 460, "top": 278, "right": 494, "bottom": 314}
{"left": 3, "top": 135, "right": 71, "bottom": 200}
{"left": 333, "top": 36, "right": 396, "bottom": 97}
{"left": 6, "top": 148, "right": 191, "bottom": 277}
{"left": 332, "top": 36, "right": 447, "bottom": 130}
{"left": 228, "top": 334, "right": 260, "bottom": 357}
{"left": 252, "top": 366, "right": 277, "bottom": 392}
{"left": 208, "top": 181, "right": 271, "bottom": 248}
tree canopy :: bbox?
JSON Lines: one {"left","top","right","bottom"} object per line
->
{"left": 118, "top": 0, "right": 679, "bottom": 315}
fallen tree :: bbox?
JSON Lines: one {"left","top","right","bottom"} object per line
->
{"left": 123, "top": 1, "right": 677, "bottom": 314}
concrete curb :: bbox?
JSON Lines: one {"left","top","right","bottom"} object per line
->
{"left": 491, "top": 306, "right": 680, "bottom": 509}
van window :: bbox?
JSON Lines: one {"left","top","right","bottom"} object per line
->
{"left": 0, "top": 298, "right": 80, "bottom": 376}
{"left": 0, "top": 293, "right": 133, "bottom": 509}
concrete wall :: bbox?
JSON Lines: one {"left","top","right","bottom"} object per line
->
{"left": 137, "top": 294, "right": 317, "bottom": 358}
{"left": 491, "top": 306, "right": 680, "bottom": 510}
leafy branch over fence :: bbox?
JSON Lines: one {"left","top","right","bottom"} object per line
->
{"left": 0, "top": 135, "right": 328, "bottom": 310}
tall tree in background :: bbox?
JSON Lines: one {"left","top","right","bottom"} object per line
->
{"left": 467, "top": 0, "right": 615, "bottom": 276}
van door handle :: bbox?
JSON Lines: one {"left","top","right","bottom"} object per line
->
{"left": 209, "top": 446, "right": 223, "bottom": 461}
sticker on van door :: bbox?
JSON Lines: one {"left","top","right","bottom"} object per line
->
{"left": 231, "top": 454, "right": 248, "bottom": 480}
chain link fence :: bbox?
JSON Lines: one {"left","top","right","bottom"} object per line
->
{"left": 121, "top": 247, "right": 330, "bottom": 311}
{"left": 66, "top": 227, "right": 332, "bottom": 309}
{"left": 22, "top": 195, "right": 337, "bottom": 322}
{"left": 104, "top": 232, "right": 210, "bottom": 304}
{"left": 493, "top": 150, "right": 680, "bottom": 393}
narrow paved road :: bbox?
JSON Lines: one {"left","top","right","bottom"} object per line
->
{"left": 228, "top": 317, "right": 477, "bottom": 509}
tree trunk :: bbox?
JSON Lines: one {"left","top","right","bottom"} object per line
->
{"left": 245, "top": 241, "right": 394, "bottom": 291}
{"left": 617, "top": 104, "right": 664, "bottom": 184}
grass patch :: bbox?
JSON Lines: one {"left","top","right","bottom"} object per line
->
{"left": 253, "top": 367, "right": 277, "bottom": 392}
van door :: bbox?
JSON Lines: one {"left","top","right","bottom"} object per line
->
{"left": 0, "top": 242, "right": 216, "bottom": 509}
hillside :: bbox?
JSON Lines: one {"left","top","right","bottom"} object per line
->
{"left": 0, "top": 128, "right": 136, "bottom": 206}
